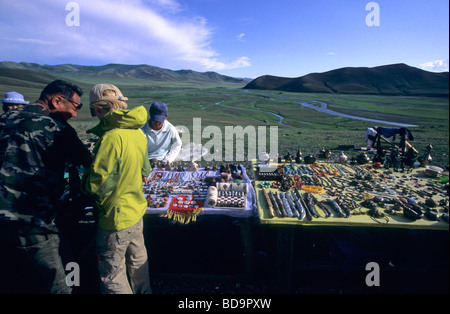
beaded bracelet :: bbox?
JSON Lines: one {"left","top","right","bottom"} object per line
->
{"left": 260, "top": 181, "right": 272, "bottom": 188}
{"left": 272, "top": 181, "right": 281, "bottom": 189}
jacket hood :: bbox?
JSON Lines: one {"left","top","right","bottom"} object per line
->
{"left": 88, "top": 106, "right": 148, "bottom": 137}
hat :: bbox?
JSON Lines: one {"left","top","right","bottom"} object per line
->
{"left": 89, "top": 84, "right": 128, "bottom": 105}
{"left": 149, "top": 102, "right": 168, "bottom": 122}
{"left": 0, "top": 91, "right": 29, "bottom": 104}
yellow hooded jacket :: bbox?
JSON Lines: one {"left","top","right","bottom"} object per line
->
{"left": 81, "top": 106, "right": 151, "bottom": 231}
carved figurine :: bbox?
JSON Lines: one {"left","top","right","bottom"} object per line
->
{"left": 418, "top": 143, "right": 433, "bottom": 166}
{"left": 283, "top": 151, "right": 294, "bottom": 163}
{"left": 356, "top": 152, "right": 370, "bottom": 165}
{"left": 402, "top": 148, "right": 417, "bottom": 169}
{"left": 336, "top": 151, "right": 348, "bottom": 164}
{"left": 318, "top": 147, "right": 331, "bottom": 160}
{"left": 295, "top": 149, "right": 303, "bottom": 163}
{"left": 304, "top": 154, "right": 316, "bottom": 164}
{"left": 186, "top": 161, "right": 198, "bottom": 172}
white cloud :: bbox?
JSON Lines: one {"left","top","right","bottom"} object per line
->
{"left": 16, "top": 38, "right": 54, "bottom": 45}
{"left": 325, "top": 52, "right": 336, "bottom": 56}
{"left": 420, "top": 59, "right": 449, "bottom": 72}
{"left": 231, "top": 57, "right": 251, "bottom": 69}
{"left": 148, "top": 0, "right": 182, "bottom": 13}
{"left": 181, "top": 56, "right": 251, "bottom": 71}
{"left": 0, "top": 0, "right": 250, "bottom": 72}
{"left": 237, "top": 33, "right": 246, "bottom": 42}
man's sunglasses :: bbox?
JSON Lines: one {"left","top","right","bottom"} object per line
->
{"left": 61, "top": 97, "right": 83, "bottom": 111}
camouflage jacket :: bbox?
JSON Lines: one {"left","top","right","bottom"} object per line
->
{"left": 0, "top": 103, "right": 92, "bottom": 230}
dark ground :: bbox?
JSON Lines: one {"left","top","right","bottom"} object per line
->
{"left": 0, "top": 213, "right": 448, "bottom": 295}
{"left": 67, "top": 214, "right": 448, "bottom": 295}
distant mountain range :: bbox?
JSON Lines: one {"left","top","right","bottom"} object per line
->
{"left": 0, "top": 61, "right": 247, "bottom": 86}
{"left": 244, "top": 64, "right": 449, "bottom": 97}
{"left": 1, "top": 61, "right": 448, "bottom": 97}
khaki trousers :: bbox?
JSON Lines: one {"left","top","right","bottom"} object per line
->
{"left": 96, "top": 218, "right": 151, "bottom": 294}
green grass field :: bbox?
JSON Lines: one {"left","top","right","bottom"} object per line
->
{"left": 67, "top": 83, "right": 449, "bottom": 167}
{"left": 2, "top": 78, "right": 449, "bottom": 168}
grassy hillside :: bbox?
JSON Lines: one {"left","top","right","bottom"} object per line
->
{"left": 0, "top": 61, "right": 247, "bottom": 85}
{"left": 245, "top": 64, "right": 449, "bottom": 97}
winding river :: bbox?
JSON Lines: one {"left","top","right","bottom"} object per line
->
{"left": 212, "top": 90, "right": 419, "bottom": 127}
{"left": 242, "top": 90, "right": 419, "bottom": 127}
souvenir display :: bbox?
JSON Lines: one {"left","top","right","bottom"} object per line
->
{"left": 167, "top": 195, "right": 205, "bottom": 224}
{"left": 255, "top": 160, "right": 449, "bottom": 228}
{"left": 144, "top": 164, "right": 255, "bottom": 223}
{"left": 206, "top": 186, "right": 218, "bottom": 207}
{"left": 215, "top": 183, "right": 248, "bottom": 209}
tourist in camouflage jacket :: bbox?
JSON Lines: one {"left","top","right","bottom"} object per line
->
{"left": 0, "top": 80, "right": 93, "bottom": 293}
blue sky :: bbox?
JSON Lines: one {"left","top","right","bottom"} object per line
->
{"left": 0, "top": 0, "right": 448, "bottom": 78}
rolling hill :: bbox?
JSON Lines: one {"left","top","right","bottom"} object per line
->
{"left": 244, "top": 64, "right": 449, "bottom": 97}
{"left": 2, "top": 61, "right": 448, "bottom": 97}
{"left": 0, "top": 61, "right": 247, "bottom": 87}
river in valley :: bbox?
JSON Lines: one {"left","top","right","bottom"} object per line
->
{"left": 265, "top": 95, "right": 419, "bottom": 127}
{"left": 212, "top": 90, "right": 419, "bottom": 127}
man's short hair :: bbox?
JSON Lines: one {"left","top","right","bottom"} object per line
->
{"left": 39, "top": 80, "right": 83, "bottom": 101}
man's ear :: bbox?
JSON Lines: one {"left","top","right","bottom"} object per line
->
{"left": 48, "top": 96, "right": 60, "bottom": 110}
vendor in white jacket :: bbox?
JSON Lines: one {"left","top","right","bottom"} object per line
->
{"left": 142, "top": 102, "right": 182, "bottom": 165}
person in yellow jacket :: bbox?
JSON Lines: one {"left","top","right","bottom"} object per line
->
{"left": 81, "top": 84, "right": 152, "bottom": 294}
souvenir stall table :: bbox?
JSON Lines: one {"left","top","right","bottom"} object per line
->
{"left": 144, "top": 164, "right": 256, "bottom": 219}
{"left": 252, "top": 160, "right": 449, "bottom": 292}
{"left": 144, "top": 164, "right": 257, "bottom": 275}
